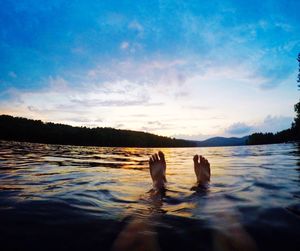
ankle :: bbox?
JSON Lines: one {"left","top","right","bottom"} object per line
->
{"left": 153, "top": 180, "right": 166, "bottom": 190}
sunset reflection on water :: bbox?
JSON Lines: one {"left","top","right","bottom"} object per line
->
{"left": 1, "top": 141, "right": 299, "bottom": 218}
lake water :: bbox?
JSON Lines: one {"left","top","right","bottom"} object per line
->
{"left": 0, "top": 140, "right": 300, "bottom": 251}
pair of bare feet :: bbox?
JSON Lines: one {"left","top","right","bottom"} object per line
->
{"left": 149, "top": 151, "right": 211, "bottom": 191}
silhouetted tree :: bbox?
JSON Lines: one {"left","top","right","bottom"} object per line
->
{"left": 292, "top": 100, "right": 300, "bottom": 140}
{"left": 247, "top": 129, "right": 293, "bottom": 145}
{"left": 298, "top": 53, "right": 300, "bottom": 88}
{"left": 292, "top": 53, "right": 300, "bottom": 139}
{"left": 0, "top": 115, "right": 196, "bottom": 147}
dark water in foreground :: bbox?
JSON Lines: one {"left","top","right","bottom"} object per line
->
{"left": 1, "top": 141, "right": 300, "bottom": 251}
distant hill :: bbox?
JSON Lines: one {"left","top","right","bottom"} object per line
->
{"left": 196, "top": 136, "right": 249, "bottom": 147}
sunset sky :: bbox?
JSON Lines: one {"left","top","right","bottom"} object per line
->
{"left": 0, "top": 0, "right": 299, "bottom": 140}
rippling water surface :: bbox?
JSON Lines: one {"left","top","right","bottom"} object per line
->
{"left": 1, "top": 141, "right": 300, "bottom": 251}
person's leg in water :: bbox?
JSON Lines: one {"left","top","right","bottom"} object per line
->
{"left": 149, "top": 151, "right": 167, "bottom": 192}
{"left": 193, "top": 154, "right": 211, "bottom": 187}
{"left": 112, "top": 152, "right": 167, "bottom": 251}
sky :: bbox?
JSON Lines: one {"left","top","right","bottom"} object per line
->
{"left": 0, "top": 0, "right": 299, "bottom": 140}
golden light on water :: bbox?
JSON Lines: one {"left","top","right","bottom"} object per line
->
{"left": 1, "top": 142, "right": 292, "bottom": 218}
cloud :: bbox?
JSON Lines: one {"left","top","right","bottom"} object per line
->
{"left": 141, "top": 121, "right": 175, "bottom": 133}
{"left": 9, "top": 77, "right": 159, "bottom": 111}
{"left": 1, "top": 48, "right": 297, "bottom": 139}
{"left": 84, "top": 58, "right": 191, "bottom": 89}
{"left": 119, "top": 41, "right": 142, "bottom": 53}
{"left": 120, "top": 41, "right": 129, "bottom": 50}
{"left": 256, "top": 115, "right": 293, "bottom": 133}
{"left": 224, "top": 115, "right": 294, "bottom": 137}
{"left": 66, "top": 117, "right": 95, "bottom": 123}
{"left": 274, "top": 22, "right": 292, "bottom": 32}
{"left": 1, "top": 0, "right": 298, "bottom": 95}
{"left": 128, "top": 20, "right": 143, "bottom": 31}
{"left": 225, "top": 122, "right": 253, "bottom": 135}
{"left": 83, "top": 56, "right": 277, "bottom": 93}
{"left": 69, "top": 98, "right": 162, "bottom": 107}
{"left": 128, "top": 20, "right": 144, "bottom": 37}
{"left": 147, "top": 121, "right": 162, "bottom": 126}
{"left": 27, "top": 106, "right": 38, "bottom": 112}
{"left": 0, "top": 75, "right": 173, "bottom": 131}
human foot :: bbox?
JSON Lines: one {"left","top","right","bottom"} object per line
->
{"left": 193, "top": 155, "right": 211, "bottom": 186}
{"left": 149, "top": 151, "right": 167, "bottom": 190}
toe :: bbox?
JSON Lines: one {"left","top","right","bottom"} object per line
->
{"left": 149, "top": 156, "right": 154, "bottom": 164}
{"left": 158, "top": 151, "right": 165, "bottom": 162}
{"left": 193, "top": 155, "right": 198, "bottom": 163}
{"left": 199, "top": 155, "right": 204, "bottom": 164}
{"left": 154, "top": 153, "right": 159, "bottom": 162}
{"left": 151, "top": 155, "right": 156, "bottom": 162}
{"left": 202, "top": 157, "right": 209, "bottom": 165}
{"left": 206, "top": 159, "right": 210, "bottom": 167}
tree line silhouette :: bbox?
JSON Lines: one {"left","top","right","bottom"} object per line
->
{"left": 246, "top": 129, "right": 297, "bottom": 145}
{"left": 0, "top": 115, "right": 196, "bottom": 147}
{"left": 247, "top": 53, "right": 300, "bottom": 145}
